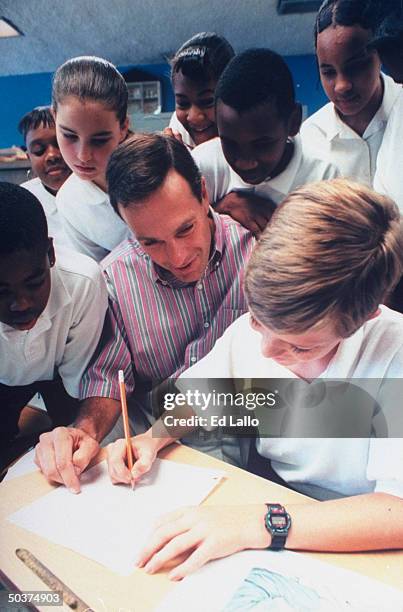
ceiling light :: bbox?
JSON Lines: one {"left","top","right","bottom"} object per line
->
{"left": 277, "top": 0, "right": 322, "bottom": 14}
{"left": 0, "top": 17, "right": 23, "bottom": 39}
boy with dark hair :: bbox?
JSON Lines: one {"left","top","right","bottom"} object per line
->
{"left": 18, "top": 106, "right": 71, "bottom": 249}
{"left": 192, "top": 48, "right": 338, "bottom": 235}
{"left": 0, "top": 183, "right": 107, "bottom": 469}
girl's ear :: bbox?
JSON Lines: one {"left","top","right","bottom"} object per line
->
{"left": 119, "top": 117, "right": 130, "bottom": 142}
{"left": 288, "top": 103, "right": 302, "bottom": 138}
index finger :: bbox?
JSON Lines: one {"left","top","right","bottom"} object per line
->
{"left": 35, "top": 429, "right": 67, "bottom": 485}
{"left": 52, "top": 429, "right": 81, "bottom": 493}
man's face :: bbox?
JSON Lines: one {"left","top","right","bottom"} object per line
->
{"left": 26, "top": 124, "right": 71, "bottom": 194}
{"left": 118, "top": 170, "right": 214, "bottom": 283}
{"left": 0, "top": 241, "right": 54, "bottom": 330}
{"left": 217, "top": 100, "right": 300, "bottom": 185}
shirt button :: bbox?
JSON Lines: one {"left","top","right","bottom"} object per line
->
{"left": 204, "top": 321, "right": 210, "bottom": 328}
{"left": 197, "top": 283, "right": 203, "bottom": 290}
{"left": 191, "top": 356, "right": 197, "bottom": 363}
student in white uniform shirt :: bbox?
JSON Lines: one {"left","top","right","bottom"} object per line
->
{"left": 108, "top": 178, "right": 403, "bottom": 578}
{"left": 192, "top": 49, "right": 339, "bottom": 236}
{"left": 53, "top": 56, "right": 131, "bottom": 262}
{"left": 300, "top": 0, "right": 401, "bottom": 187}
{"left": 0, "top": 183, "right": 108, "bottom": 469}
{"left": 18, "top": 106, "right": 72, "bottom": 250}
{"left": 373, "top": 11, "right": 403, "bottom": 212}
{"left": 166, "top": 32, "right": 235, "bottom": 149}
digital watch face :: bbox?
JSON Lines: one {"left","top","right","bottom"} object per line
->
{"left": 271, "top": 515, "right": 287, "bottom": 528}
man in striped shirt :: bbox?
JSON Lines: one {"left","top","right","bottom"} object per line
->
{"left": 35, "top": 134, "right": 254, "bottom": 492}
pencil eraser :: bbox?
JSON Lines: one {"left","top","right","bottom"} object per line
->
{"left": 118, "top": 370, "right": 124, "bottom": 383}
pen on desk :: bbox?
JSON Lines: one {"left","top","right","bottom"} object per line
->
{"left": 15, "top": 548, "right": 91, "bottom": 611}
{"left": 118, "top": 369, "right": 134, "bottom": 487}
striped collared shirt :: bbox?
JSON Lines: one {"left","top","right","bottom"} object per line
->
{"left": 80, "top": 211, "right": 254, "bottom": 403}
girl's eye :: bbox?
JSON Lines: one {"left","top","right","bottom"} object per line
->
{"left": 176, "top": 100, "right": 190, "bottom": 110}
{"left": 92, "top": 138, "right": 111, "bottom": 147}
{"left": 61, "top": 133, "right": 77, "bottom": 141}
{"left": 290, "top": 346, "right": 311, "bottom": 354}
{"left": 198, "top": 98, "right": 214, "bottom": 108}
{"left": 320, "top": 69, "right": 335, "bottom": 78}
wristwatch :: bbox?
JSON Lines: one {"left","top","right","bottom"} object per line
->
{"left": 264, "top": 503, "right": 291, "bottom": 550}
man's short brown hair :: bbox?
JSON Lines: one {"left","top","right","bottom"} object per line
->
{"left": 245, "top": 178, "right": 403, "bottom": 337}
{"left": 107, "top": 133, "right": 203, "bottom": 214}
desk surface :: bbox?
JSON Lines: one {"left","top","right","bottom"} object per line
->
{"left": 1, "top": 445, "right": 402, "bottom": 611}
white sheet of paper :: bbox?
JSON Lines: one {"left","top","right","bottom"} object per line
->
{"left": 8, "top": 459, "right": 225, "bottom": 575}
{"left": 157, "top": 550, "right": 403, "bottom": 612}
{"left": 2, "top": 449, "right": 38, "bottom": 482}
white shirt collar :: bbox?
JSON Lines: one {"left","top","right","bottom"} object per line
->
{"left": 65, "top": 174, "right": 108, "bottom": 207}
{"left": 228, "top": 135, "right": 303, "bottom": 198}
{"left": 324, "top": 73, "right": 400, "bottom": 141}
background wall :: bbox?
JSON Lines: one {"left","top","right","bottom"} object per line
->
{"left": 0, "top": 55, "right": 327, "bottom": 149}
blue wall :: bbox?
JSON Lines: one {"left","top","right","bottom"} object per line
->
{"left": 0, "top": 55, "right": 327, "bottom": 148}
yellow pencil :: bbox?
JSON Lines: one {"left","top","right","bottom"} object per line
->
{"left": 118, "top": 370, "right": 134, "bottom": 475}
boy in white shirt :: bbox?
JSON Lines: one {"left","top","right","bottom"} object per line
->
{"left": 192, "top": 49, "right": 338, "bottom": 236}
{"left": 108, "top": 178, "right": 403, "bottom": 577}
{"left": 0, "top": 183, "right": 108, "bottom": 469}
{"left": 19, "top": 106, "right": 72, "bottom": 250}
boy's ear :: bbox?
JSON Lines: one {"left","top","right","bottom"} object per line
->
{"left": 50, "top": 106, "right": 56, "bottom": 120}
{"left": 367, "top": 307, "right": 381, "bottom": 321}
{"left": 47, "top": 238, "right": 56, "bottom": 268}
{"left": 288, "top": 103, "right": 302, "bottom": 137}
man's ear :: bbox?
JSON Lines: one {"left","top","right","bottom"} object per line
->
{"left": 200, "top": 176, "right": 210, "bottom": 212}
{"left": 47, "top": 238, "right": 56, "bottom": 268}
{"left": 288, "top": 103, "right": 302, "bottom": 137}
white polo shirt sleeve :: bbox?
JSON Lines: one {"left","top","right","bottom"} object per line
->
{"left": 56, "top": 254, "right": 108, "bottom": 397}
{"left": 56, "top": 174, "right": 130, "bottom": 262}
{"left": 192, "top": 138, "right": 232, "bottom": 204}
{"left": 373, "top": 92, "right": 403, "bottom": 213}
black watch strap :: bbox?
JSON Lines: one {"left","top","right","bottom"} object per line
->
{"left": 264, "top": 503, "right": 291, "bottom": 550}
